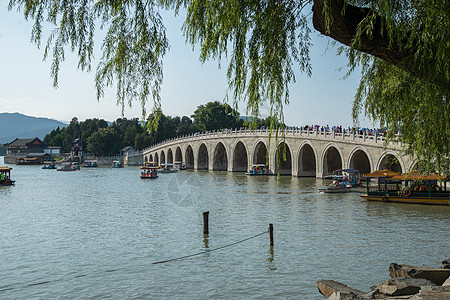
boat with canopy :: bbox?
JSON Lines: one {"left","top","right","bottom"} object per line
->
{"left": 360, "top": 169, "right": 450, "bottom": 205}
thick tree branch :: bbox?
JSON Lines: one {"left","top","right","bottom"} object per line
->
{"left": 312, "top": 0, "right": 409, "bottom": 72}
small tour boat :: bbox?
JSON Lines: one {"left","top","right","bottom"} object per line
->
{"left": 159, "top": 163, "right": 178, "bottom": 173}
{"left": 57, "top": 162, "right": 80, "bottom": 171}
{"left": 42, "top": 161, "right": 57, "bottom": 169}
{"left": 140, "top": 166, "right": 158, "bottom": 179}
{"left": 360, "top": 170, "right": 450, "bottom": 206}
{"left": 0, "top": 166, "right": 15, "bottom": 186}
{"left": 318, "top": 169, "right": 361, "bottom": 193}
{"left": 173, "top": 161, "right": 186, "bottom": 170}
{"left": 112, "top": 160, "right": 124, "bottom": 168}
{"left": 83, "top": 160, "right": 98, "bottom": 168}
{"left": 246, "top": 164, "right": 268, "bottom": 176}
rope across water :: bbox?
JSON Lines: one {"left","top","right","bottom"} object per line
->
{"left": 152, "top": 230, "right": 269, "bottom": 264}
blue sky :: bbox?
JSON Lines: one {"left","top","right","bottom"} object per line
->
{"left": 0, "top": 3, "right": 373, "bottom": 128}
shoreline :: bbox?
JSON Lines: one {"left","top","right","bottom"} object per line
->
{"left": 317, "top": 260, "right": 450, "bottom": 299}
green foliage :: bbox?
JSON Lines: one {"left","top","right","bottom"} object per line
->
{"left": 86, "top": 127, "right": 122, "bottom": 156}
{"left": 42, "top": 101, "right": 248, "bottom": 154}
{"left": 170, "top": 0, "right": 311, "bottom": 132}
{"left": 351, "top": 56, "right": 450, "bottom": 174}
{"left": 346, "top": 0, "right": 450, "bottom": 91}
{"left": 191, "top": 101, "right": 243, "bottom": 131}
{"left": 80, "top": 118, "right": 109, "bottom": 146}
{"left": 9, "top": 0, "right": 168, "bottom": 116}
{"left": 177, "top": 116, "right": 197, "bottom": 136}
{"left": 146, "top": 110, "right": 185, "bottom": 143}
{"left": 343, "top": 0, "right": 450, "bottom": 173}
{"left": 10, "top": 0, "right": 450, "bottom": 173}
{"left": 44, "top": 117, "right": 111, "bottom": 152}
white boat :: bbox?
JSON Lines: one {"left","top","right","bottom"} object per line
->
{"left": 173, "top": 161, "right": 186, "bottom": 170}
{"left": 57, "top": 162, "right": 80, "bottom": 171}
{"left": 318, "top": 169, "right": 361, "bottom": 193}
{"left": 159, "top": 163, "right": 178, "bottom": 173}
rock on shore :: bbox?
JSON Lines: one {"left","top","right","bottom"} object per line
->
{"left": 317, "top": 259, "right": 450, "bottom": 299}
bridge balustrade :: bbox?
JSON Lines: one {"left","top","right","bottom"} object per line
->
{"left": 143, "top": 127, "right": 393, "bottom": 153}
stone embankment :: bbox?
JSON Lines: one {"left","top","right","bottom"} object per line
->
{"left": 317, "top": 259, "right": 450, "bottom": 299}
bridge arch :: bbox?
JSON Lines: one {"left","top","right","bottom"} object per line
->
{"left": 175, "top": 147, "right": 182, "bottom": 163}
{"left": 141, "top": 129, "right": 411, "bottom": 175}
{"left": 213, "top": 141, "right": 228, "bottom": 171}
{"left": 167, "top": 148, "right": 174, "bottom": 164}
{"left": 297, "top": 141, "right": 317, "bottom": 177}
{"left": 377, "top": 151, "right": 404, "bottom": 173}
{"left": 322, "top": 143, "right": 343, "bottom": 176}
{"left": 348, "top": 146, "right": 372, "bottom": 175}
{"left": 197, "top": 143, "right": 209, "bottom": 170}
{"left": 185, "top": 145, "right": 194, "bottom": 169}
{"left": 253, "top": 140, "right": 268, "bottom": 166}
{"left": 232, "top": 140, "right": 248, "bottom": 172}
{"left": 149, "top": 154, "right": 153, "bottom": 162}
{"left": 155, "top": 152, "right": 159, "bottom": 165}
{"left": 275, "top": 141, "right": 292, "bottom": 175}
{"left": 160, "top": 150, "right": 166, "bottom": 164}
{"left": 144, "top": 155, "right": 148, "bottom": 163}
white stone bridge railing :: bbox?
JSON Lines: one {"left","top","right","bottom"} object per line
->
{"left": 143, "top": 127, "right": 396, "bottom": 152}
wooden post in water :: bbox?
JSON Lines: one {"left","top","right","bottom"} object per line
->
{"left": 269, "top": 223, "right": 274, "bottom": 246}
{"left": 203, "top": 211, "right": 209, "bottom": 235}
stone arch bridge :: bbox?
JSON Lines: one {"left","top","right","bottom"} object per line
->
{"left": 142, "top": 128, "right": 413, "bottom": 178}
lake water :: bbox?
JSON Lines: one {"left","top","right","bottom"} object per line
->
{"left": 1, "top": 157, "right": 449, "bottom": 299}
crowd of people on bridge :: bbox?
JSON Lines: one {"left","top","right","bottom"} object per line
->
{"left": 300, "top": 125, "right": 391, "bottom": 137}
{"left": 189, "top": 124, "right": 394, "bottom": 138}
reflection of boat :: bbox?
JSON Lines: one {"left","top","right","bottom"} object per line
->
{"left": 174, "top": 161, "right": 186, "bottom": 170}
{"left": 112, "top": 160, "right": 124, "bottom": 168}
{"left": 360, "top": 170, "right": 450, "bottom": 206}
{"left": 246, "top": 164, "right": 268, "bottom": 176}
{"left": 83, "top": 160, "right": 98, "bottom": 167}
{"left": 159, "top": 163, "right": 178, "bottom": 173}
{"left": 42, "top": 161, "right": 57, "bottom": 169}
{"left": 140, "top": 166, "right": 158, "bottom": 179}
{"left": 57, "top": 162, "right": 80, "bottom": 171}
{"left": 0, "top": 166, "right": 15, "bottom": 186}
{"left": 318, "top": 169, "right": 361, "bottom": 193}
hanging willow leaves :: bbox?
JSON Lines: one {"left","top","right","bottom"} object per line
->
{"left": 8, "top": 0, "right": 450, "bottom": 173}
{"left": 9, "top": 0, "right": 168, "bottom": 120}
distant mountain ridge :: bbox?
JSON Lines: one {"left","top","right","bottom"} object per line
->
{"left": 0, "top": 113, "right": 67, "bottom": 144}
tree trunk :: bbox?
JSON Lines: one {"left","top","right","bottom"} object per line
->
{"left": 312, "top": 0, "right": 409, "bottom": 72}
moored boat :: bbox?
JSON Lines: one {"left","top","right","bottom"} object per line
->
{"left": 246, "top": 164, "right": 268, "bottom": 176}
{"left": 112, "top": 160, "right": 124, "bottom": 168}
{"left": 318, "top": 169, "right": 361, "bottom": 193}
{"left": 360, "top": 170, "right": 450, "bottom": 205}
{"left": 42, "top": 161, "right": 57, "bottom": 169}
{"left": 57, "top": 162, "right": 80, "bottom": 171}
{"left": 83, "top": 160, "right": 98, "bottom": 167}
{"left": 159, "top": 163, "right": 178, "bottom": 173}
{"left": 173, "top": 161, "right": 186, "bottom": 170}
{"left": 0, "top": 166, "right": 15, "bottom": 186}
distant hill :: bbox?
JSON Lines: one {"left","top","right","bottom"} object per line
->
{"left": 0, "top": 113, "right": 67, "bottom": 144}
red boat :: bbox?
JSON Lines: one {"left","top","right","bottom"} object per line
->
{"left": 140, "top": 166, "right": 158, "bottom": 179}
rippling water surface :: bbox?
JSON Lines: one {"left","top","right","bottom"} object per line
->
{"left": 1, "top": 157, "right": 449, "bottom": 299}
